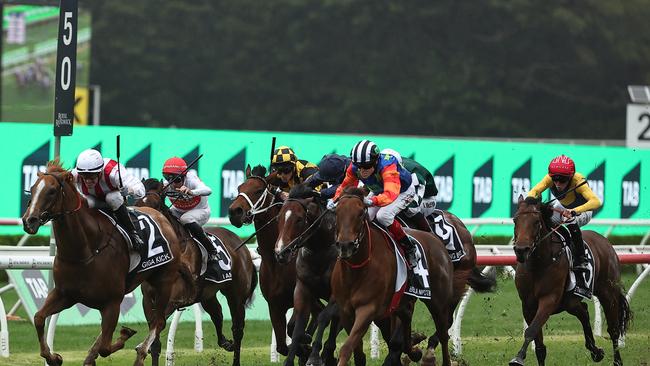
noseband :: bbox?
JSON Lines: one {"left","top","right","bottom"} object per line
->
{"left": 514, "top": 208, "right": 565, "bottom": 262}
{"left": 236, "top": 176, "right": 282, "bottom": 223}
{"left": 276, "top": 198, "right": 329, "bottom": 258}
{"left": 336, "top": 194, "right": 369, "bottom": 260}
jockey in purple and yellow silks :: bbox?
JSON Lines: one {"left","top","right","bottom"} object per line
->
{"left": 527, "top": 155, "right": 601, "bottom": 276}
{"left": 333, "top": 140, "right": 419, "bottom": 268}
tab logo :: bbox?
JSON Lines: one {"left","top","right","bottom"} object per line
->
{"left": 587, "top": 162, "right": 605, "bottom": 217}
{"left": 220, "top": 148, "right": 246, "bottom": 216}
{"left": 621, "top": 162, "right": 640, "bottom": 218}
{"left": 433, "top": 156, "right": 454, "bottom": 211}
{"left": 20, "top": 141, "right": 50, "bottom": 216}
{"left": 511, "top": 158, "right": 531, "bottom": 216}
{"left": 472, "top": 157, "right": 493, "bottom": 217}
{"left": 22, "top": 269, "right": 48, "bottom": 309}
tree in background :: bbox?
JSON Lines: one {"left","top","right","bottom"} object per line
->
{"left": 86, "top": 0, "right": 650, "bottom": 139}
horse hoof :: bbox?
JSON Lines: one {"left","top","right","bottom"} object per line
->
{"left": 508, "top": 356, "right": 525, "bottom": 366}
{"left": 420, "top": 348, "right": 436, "bottom": 366}
{"left": 219, "top": 338, "right": 234, "bottom": 352}
{"left": 120, "top": 326, "right": 137, "bottom": 339}
{"left": 278, "top": 344, "right": 289, "bottom": 356}
{"left": 48, "top": 353, "right": 63, "bottom": 366}
{"left": 411, "top": 332, "right": 427, "bottom": 346}
{"left": 408, "top": 347, "right": 423, "bottom": 363}
{"left": 306, "top": 355, "right": 323, "bottom": 366}
{"left": 590, "top": 347, "right": 605, "bottom": 362}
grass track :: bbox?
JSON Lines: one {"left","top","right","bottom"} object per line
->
{"left": 0, "top": 271, "right": 648, "bottom": 365}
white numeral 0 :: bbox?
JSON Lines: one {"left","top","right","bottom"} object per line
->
{"left": 60, "top": 57, "right": 71, "bottom": 90}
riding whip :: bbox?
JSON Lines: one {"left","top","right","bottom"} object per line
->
{"left": 269, "top": 136, "right": 276, "bottom": 172}
{"left": 116, "top": 135, "right": 124, "bottom": 194}
{"left": 545, "top": 179, "right": 588, "bottom": 205}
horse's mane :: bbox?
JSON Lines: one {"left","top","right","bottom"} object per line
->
{"left": 522, "top": 196, "right": 553, "bottom": 228}
{"left": 288, "top": 183, "right": 317, "bottom": 199}
{"left": 342, "top": 186, "right": 366, "bottom": 198}
{"left": 251, "top": 165, "right": 267, "bottom": 177}
{"left": 46, "top": 159, "right": 67, "bottom": 173}
{"left": 142, "top": 177, "right": 163, "bottom": 191}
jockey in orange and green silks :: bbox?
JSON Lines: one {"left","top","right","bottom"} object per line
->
{"left": 333, "top": 139, "right": 420, "bottom": 268}
{"left": 527, "top": 155, "right": 602, "bottom": 275}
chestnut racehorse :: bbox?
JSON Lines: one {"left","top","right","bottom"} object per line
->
{"left": 136, "top": 178, "right": 258, "bottom": 366}
{"left": 21, "top": 160, "right": 182, "bottom": 366}
{"left": 510, "top": 196, "right": 631, "bottom": 366}
{"left": 332, "top": 187, "right": 455, "bottom": 366}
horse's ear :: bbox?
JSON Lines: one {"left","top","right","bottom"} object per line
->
{"left": 245, "top": 164, "right": 251, "bottom": 178}
{"left": 141, "top": 178, "right": 146, "bottom": 183}
{"left": 518, "top": 194, "right": 525, "bottom": 203}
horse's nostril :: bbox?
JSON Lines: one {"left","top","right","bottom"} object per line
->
{"left": 27, "top": 216, "right": 38, "bottom": 225}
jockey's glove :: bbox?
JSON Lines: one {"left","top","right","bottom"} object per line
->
{"left": 363, "top": 197, "right": 374, "bottom": 207}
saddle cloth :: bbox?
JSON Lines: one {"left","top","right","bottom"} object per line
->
{"left": 555, "top": 227, "right": 596, "bottom": 299}
{"left": 427, "top": 209, "right": 466, "bottom": 262}
{"left": 98, "top": 208, "right": 174, "bottom": 274}
{"left": 191, "top": 232, "right": 233, "bottom": 284}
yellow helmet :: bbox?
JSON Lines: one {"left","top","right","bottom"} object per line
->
{"left": 271, "top": 146, "right": 297, "bottom": 166}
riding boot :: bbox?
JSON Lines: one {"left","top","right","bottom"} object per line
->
{"left": 411, "top": 212, "right": 433, "bottom": 233}
{"left": 568, "top": 224, "right": 588, "bottom": 271}
{"left": 388, "top": 220, "right": 419, "bottom": 269}
{"left": 184, "top": 222, "right": 219, "bottom": 262}
{"left": 114, "top": 204, "right": 145, "bottom": 251}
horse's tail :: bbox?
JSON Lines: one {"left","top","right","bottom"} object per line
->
{"left": 468, "top": 266, "right": 497, "bottom": 293}
{"left": 245, "top": 263, "right": 258, "bottom": 309}
{"left": 617, "top": 289, "right": 632, "bottom": 337}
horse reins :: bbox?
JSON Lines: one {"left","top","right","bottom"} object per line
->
{"left": 38, "top": 173, "right": 83, "bottom": 225}
{"left": 336, "top": 194, "right": 373, "bottom": 268}
{"left": 514, "top": 210, "right": 566, "bottom": 262}
{"left": 276, "top": 199, "right": 331, "bottom": 258}
{"left": 233, "top": 176, "right": 283, "bottom": 251}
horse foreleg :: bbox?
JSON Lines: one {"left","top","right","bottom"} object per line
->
{"left": 337, "top": 305, "right": 375, "bottom": 366}
{"left": 134, "top": 286, "right": 172, "bottom": 366}
{"left": 306, "top": 301, "right": 337, "bottom": 366}
{"left": 509, "top": 296, "right": 557, "bottom": 366}
{"left": 34, "top": 289, "right": 74, "bottom": 366}
{"left": 285, "top": 284, "right": 312, "bottom": 366}
{"left": 226, "top": 293, "right": 247, "bottom": 366}
{"left": 83, "top": 300, "right": 129, "bottom": 365}
{"left": 202, "top": 297, "right": 233, "bottom": 351}
{"left": 269, "top": 301, "right": 291, "bottom": 356}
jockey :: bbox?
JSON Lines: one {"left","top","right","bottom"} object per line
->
{"left": 334, "top": 140, "right": 419, "bottom": 268}
{"left": 527, "top": 155, "right": 601, "bottom": 272}
{"left": 305, "top": 153, "right": 350, "bottom": 200}
{"left": 380, "top": 148, "right": 438, "bottom": 233}
{"left": 162, "top": 157, "right": 219, "bottom": 263}
{"left": 270, "top": 146, "right": 320, "bottom": 200}
{"left": 73, "top": 148, "right": 145, "bottom": 250}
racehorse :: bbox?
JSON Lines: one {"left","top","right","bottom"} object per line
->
{"left": 228, "top": 164, "right": 322, "bottom": 356}
{"left": 21, "top": 160, "right": 182, "bottom": 366}
{"left": 510, "top": 196, "right": 631, "bottom": 366}
{"left": 136, "top": 178, "right": 258, "bottom": 366}
{"left": 332, "top": 187, "right": 455, "bottom": 366}
{"left": 273, "top": 184, "right": 370, "bottom": 366}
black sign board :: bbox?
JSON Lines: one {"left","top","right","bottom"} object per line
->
{"left": 53, "top": 0, "right": 78, "bottom": 136}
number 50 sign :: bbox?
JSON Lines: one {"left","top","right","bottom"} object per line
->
{"left": 626, "top": 104, "right": 650, "bottom": 149}
{"left": 53, "top": 0, "right": 78, "bottom": 137}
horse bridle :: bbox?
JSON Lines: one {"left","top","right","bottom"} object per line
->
{"left": 236, "top": 175, "right": 283, "bottom": 224}
{"left": 336, "top": 194, "right": 369, "bottom": 257}
{"left": 276, "top": 198, "right": 330, "bottom": 258}
{"left": 34, "top": 173, "right": 82, "bottom": 225}
{"left": 513, "top": 208, "right": 564, "bottom": 261}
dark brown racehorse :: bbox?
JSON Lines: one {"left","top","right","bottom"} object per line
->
{"left": 228, "top": 164, "right": 322, "bottom": 356}
{"left": 332, "top": 187, "right": 455, "bottom": 366}
{"left": 274, "top": 184, "right": 371, "bottom": 366}
{"left": 510, "top": 196, "right": 631, "bottom": 366}
{"left": 136, "top": 178, "right": 258, "bottom": 366}
{"left": 21, "top": 160, "right": 182, "bottom": 366}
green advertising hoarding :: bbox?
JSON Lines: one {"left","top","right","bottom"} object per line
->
{"left": 2, "top": 122, "right": 648, "bottom": 236}
{"left": 7, "top": 268, "right": 269, "bottom": 325}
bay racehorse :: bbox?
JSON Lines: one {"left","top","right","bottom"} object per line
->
{"left": 227, "top": 164, "right": 322, "bottom": 356}
{"left": 510, "top": 196, "right": 631, "bottom": 366}
{"left": 273, "top": 184, "right": 371, "bottom": 366}
{"left": 21, "top": 160, "right": 182, "bottom": 366}
{"left": 332, "top": 187, "right": 455, "bottom": 366}
{"left": 136, "top": 178, "right": 258, "bottom": 366}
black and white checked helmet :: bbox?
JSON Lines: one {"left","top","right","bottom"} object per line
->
{"left": 350, "top": 140, "right": 379, "bottom": 165}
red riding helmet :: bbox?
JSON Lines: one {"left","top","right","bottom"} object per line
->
{"left": 548, "top": 155, "right": 575, "bottom": 177}
{"left": 163, "top": 157, "right": 188, "bottom": 175}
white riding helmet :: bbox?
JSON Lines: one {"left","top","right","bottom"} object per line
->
{"left": 76, "top": 149, "right": 104, "bottom": 173}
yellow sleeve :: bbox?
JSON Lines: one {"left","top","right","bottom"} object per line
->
{"left": 527, "top": 174, "right": 553, "bottom": 198}
{"left": 573, "top": 175, "right": 602, "bottom": 213}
